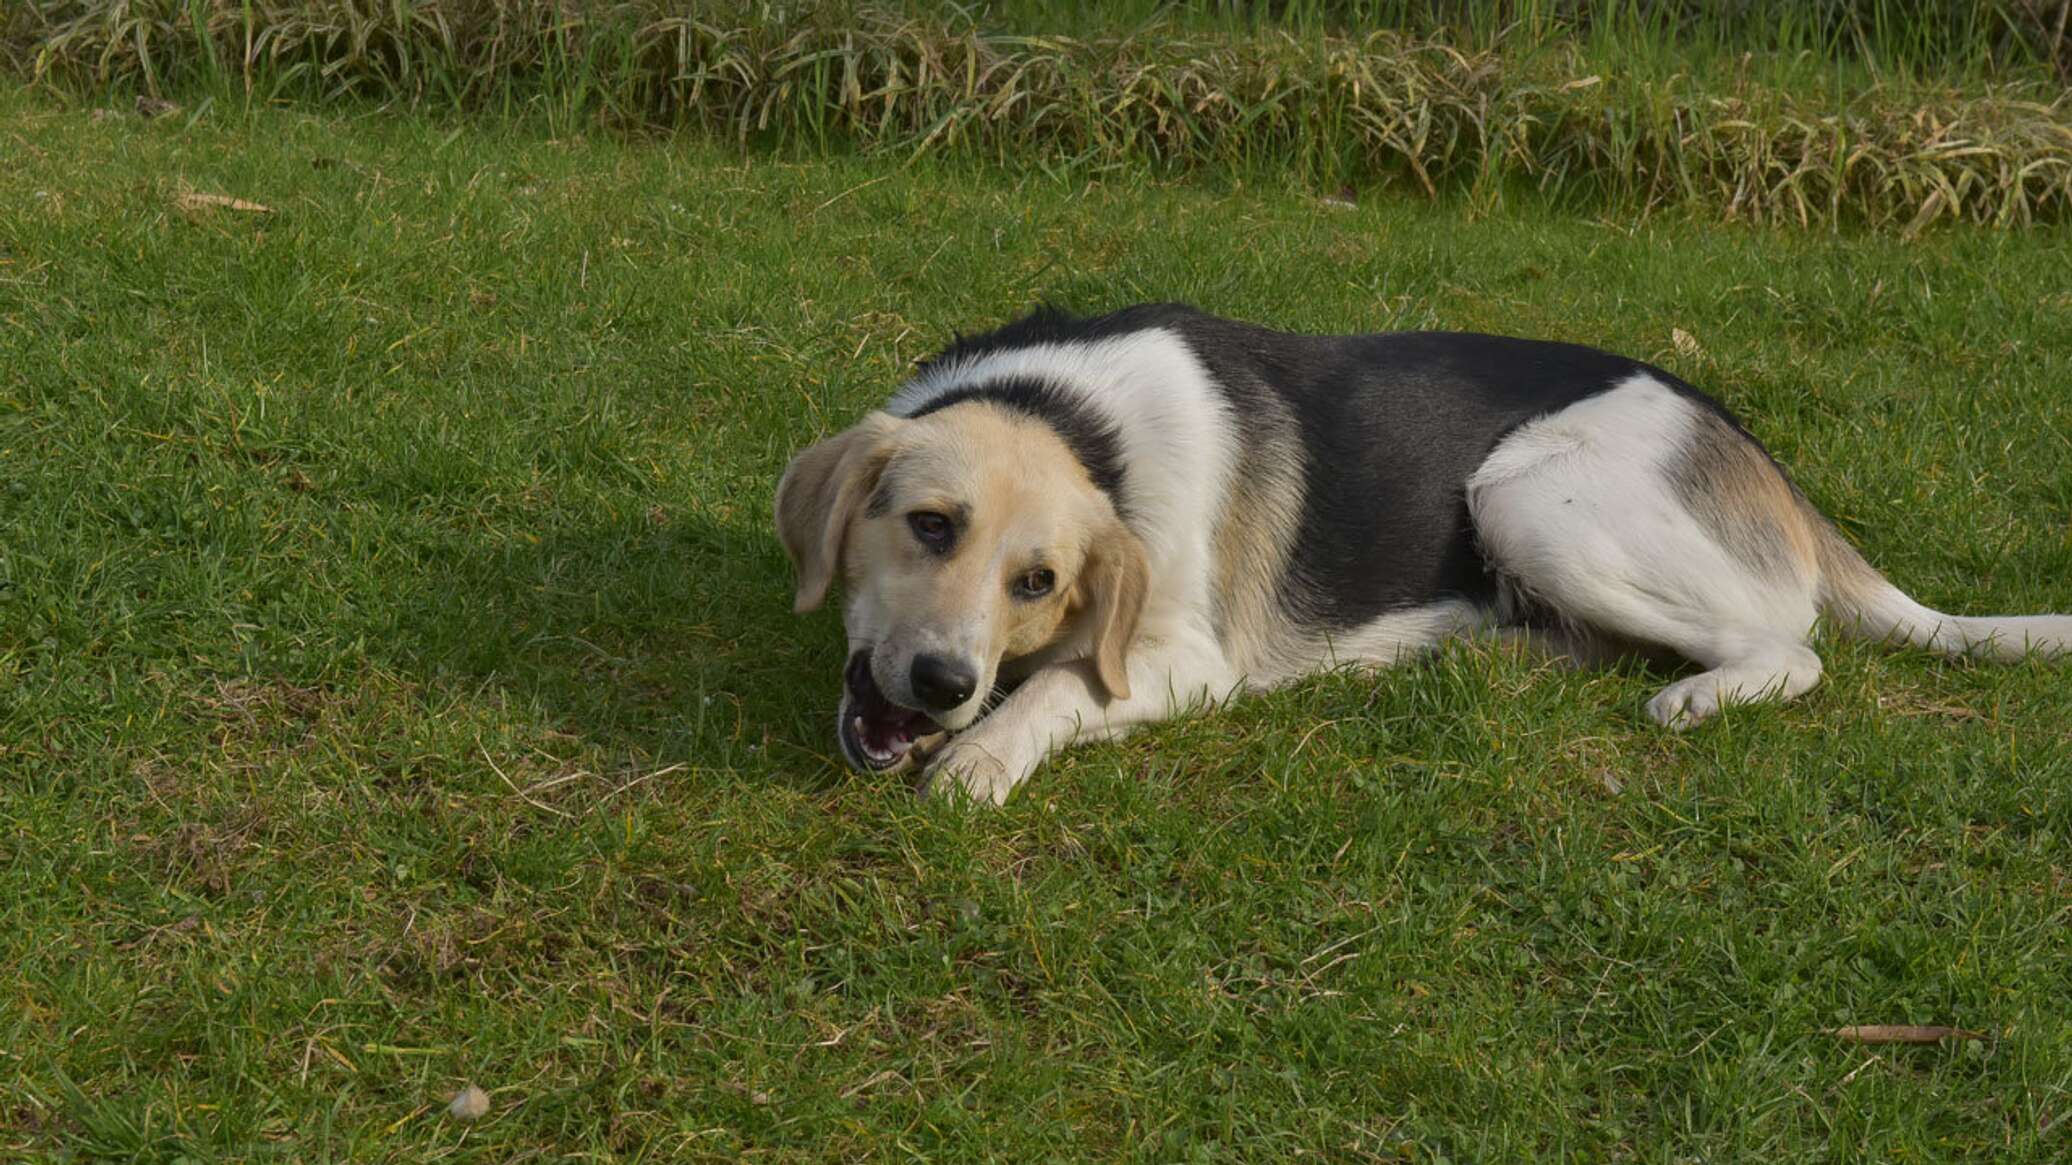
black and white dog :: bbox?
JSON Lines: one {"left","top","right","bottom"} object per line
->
{"left": 775, "top": 304, "right": 2070, "bottom": 803}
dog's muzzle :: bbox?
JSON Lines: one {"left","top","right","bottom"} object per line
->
{"left": 838, "top": 650, "right": 945, "bottom": 771}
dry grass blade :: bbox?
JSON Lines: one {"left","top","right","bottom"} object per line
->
{"left": 174, "top": 190, "right": 273, "bottom": 213}
{"left": 1827, "top": 1024, "right": 1989, "bottom": 1044}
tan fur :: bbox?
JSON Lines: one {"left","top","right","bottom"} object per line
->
{"left": 1807, "top": 511, "right": 1893, "bottom": 627}
{"left": 1084, "top": 526, "right": 1149, "bottom": 700}
{"left": 773, "top": 412, "right": 899, "bottom": 613}
{"left": 1206, "top": 411, "right": 1306, "bottom": 682}
{"left": 1672, "top": 411, "right": 1823, "bottom": 587}
{"left": 775, "top": 402, "right": 1142, "bottom": 726}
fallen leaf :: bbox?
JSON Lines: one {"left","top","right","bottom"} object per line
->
{"left": 176, "top": 191, "right": 274, "bottom": 215}
{"left": 1827, "top": 1024, "right": 1985, "bottom": 1044}
{"left": 1672, "top": 327, "right": 1704, "bottom": 360}
{"left": 447, "top": 1084, "right": 490, "bottom": 1121}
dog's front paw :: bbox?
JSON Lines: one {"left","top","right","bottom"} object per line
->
{"left": 920, "top": 740, "right": 1019, "bottom": 806}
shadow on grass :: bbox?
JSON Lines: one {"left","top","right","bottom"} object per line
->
{"left": 365, "top": 505, "right": 854, "bottom": 794}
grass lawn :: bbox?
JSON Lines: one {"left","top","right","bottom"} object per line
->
{"left": 2, "top": 93, "right": 2069, "bottom": 1162}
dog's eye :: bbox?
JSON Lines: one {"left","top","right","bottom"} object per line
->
{"left": 1013, "top": 568, "right": 1055, "bottom": 600}
{"left": 908, "top": 511, "right": 953, "bottom": 549}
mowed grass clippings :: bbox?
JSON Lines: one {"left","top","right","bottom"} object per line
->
{"left": 8, "top": 0, "right": 2072, "bottom": 232}
{"left": 1, "top": 95, "right": 2070, "bottom": 1160}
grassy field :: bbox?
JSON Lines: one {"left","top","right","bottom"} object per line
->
{"left": 2, "top": 91, "right": 2070, "bottom": 1161}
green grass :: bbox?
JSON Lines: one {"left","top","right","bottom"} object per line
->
{"left": 2, "top": 91, "right": 2070, "bottom": 1161}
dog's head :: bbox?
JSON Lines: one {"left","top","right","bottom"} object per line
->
{"left": 775, "top": 403, "right": 1146, "bottom": 772}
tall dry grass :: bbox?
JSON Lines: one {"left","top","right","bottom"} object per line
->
{"left": 7, "top": 1, "right": 2069, "bottom": 230}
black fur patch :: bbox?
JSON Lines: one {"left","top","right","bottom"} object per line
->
{"left": 1253, "top": 332, "right": 1654, "bottom": 626}
{"left": 1139, "top": 310, "right": 1758, "bottom": 631}
{"left": 900, "top": 303, "right": 1777, "bottom": 636}
{"left": 904, "top": 376, "right": 1131, "bottom": 517}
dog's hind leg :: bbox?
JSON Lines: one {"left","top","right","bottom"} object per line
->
{"left": 1467, "top": 375, "right": 1829, "bottom": 728}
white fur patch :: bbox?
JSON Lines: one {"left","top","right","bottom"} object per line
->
{"left": 1469, "top": 374, "right": 1826, "bottom": 724}
{"left": 1472, "top": 375, "right": 1822, "bottom": 644}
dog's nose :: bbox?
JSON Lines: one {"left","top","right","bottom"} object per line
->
{"left": 909, "top": 653, "right": 977, "bottom": 711}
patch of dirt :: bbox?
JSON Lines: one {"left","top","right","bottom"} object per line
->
{"left": 146, "top": 811, "right": 269, "bottom": 898}
{"left": 184, "top": 676, "right": 383, "bottom": 774}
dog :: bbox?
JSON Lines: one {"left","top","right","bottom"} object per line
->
{"left": 775, "top": 304, "right": 2070, "bottom": 804}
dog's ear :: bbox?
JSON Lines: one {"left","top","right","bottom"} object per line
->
{"left": 774, "top": 412, "right": 900, "bottom": 613}
{"left": 1083, "top": 518, "right": 1149, "bottom": 701}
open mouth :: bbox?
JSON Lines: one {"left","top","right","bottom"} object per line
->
{"left": 839, "top": 650, "right": 945, "bottom": 771}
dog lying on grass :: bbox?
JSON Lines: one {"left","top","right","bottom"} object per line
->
{"left": 776, "top": 304, "right": 2070, "bottom": 804}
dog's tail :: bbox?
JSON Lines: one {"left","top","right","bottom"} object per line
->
{"left": 1810, "top": 507, "right": 2072, "bottom": 662}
